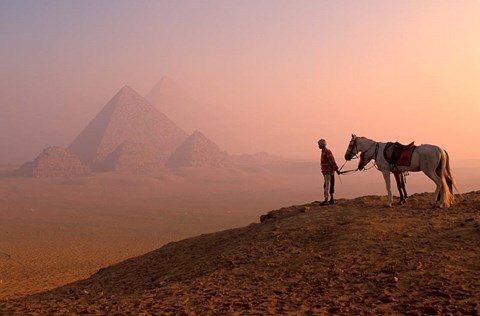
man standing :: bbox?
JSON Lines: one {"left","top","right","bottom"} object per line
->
{"left": 318, "top": 138, "right": 339, "bottom": 205}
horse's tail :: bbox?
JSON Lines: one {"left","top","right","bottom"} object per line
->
{"left": 437, "top": 148, "right": 457, "bottom": 207}
{"left": 444, "top": 150, "right": 462, "bottom": 196}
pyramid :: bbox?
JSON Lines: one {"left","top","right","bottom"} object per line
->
{"left": 102, "top": 141, "right": 159, "bottom": 172}
{"left": 165, "top": 130, "right": 229, "bottom": 168}
{"left": 148, "top": 76, "right": 187, "bottom": 97}
{"left": 145, "top": 77, "right": 218, "bottom": 135}
{"left": 15, "top": 146, "right": 89, "bottom": 178}
{"left": 69, "top": 86, "right": 187, "bottom": 169}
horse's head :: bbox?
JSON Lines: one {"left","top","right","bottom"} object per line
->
{"left": 344, "top": 134, "right": 359, "bottom": 161}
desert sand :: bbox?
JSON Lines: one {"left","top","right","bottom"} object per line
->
{"left": 0, "top": 164, "right": 324, "bottom": 300}
{"left": 1, "top": 183, "right": 479, "bottom": 314}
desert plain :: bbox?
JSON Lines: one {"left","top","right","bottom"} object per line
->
{"left": 0, "top": 161, "right": 479, "bottom": 315}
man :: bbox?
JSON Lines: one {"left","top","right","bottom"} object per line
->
{"left": 318, "top": 138, "right": 339, "bottom": 205}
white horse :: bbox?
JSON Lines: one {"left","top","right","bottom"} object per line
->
{"left": 344, "top": 135, "right": 460, "bottom": 208}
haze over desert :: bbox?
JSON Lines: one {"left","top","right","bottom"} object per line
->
{"left": 1, "top": 1, "right": 480, "bottom": 315}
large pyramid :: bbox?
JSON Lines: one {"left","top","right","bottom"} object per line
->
{"left": 146, "top": 77, "right": 218, "bottom": 135}
{"left": 165, "top": 130, "right": 229, "bottom": 168}
{"left": 69, "top": 86, "right": 188, "bottom": 169}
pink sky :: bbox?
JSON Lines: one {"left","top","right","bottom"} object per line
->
{"left": 1, "top": 1, "right": 479, "bottom": 164}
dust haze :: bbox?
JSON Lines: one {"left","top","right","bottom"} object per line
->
{"left": 1, "top": 68, "right": 480, "bottom": 301}
{"left": 1, "top": 1, "right": 480, "bottom": 308}
{"left": 2, "top": 2, "right": 480, "bottom": 164}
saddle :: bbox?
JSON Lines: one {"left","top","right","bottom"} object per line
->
{"left": 383, "top": 141, "right": 416, "bottom": 169}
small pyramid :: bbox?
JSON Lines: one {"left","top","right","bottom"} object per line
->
{"left": 166, "top": 130, "right": 229, "bottom": 168}
{"left": 15, "top": 146, "right": 89, "bottom": 178}
{"left": 69, "top": 85, "right": 187, "bottom": 170}
{"left": 103, "top": 141, "right": 159, "bottom": 172}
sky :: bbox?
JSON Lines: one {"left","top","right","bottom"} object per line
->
{"left": 1, "top": 0, "right": 479, "bottom": 164}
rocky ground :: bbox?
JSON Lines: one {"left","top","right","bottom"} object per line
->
{"left": 1, "top": 191, "right": 479, "bottom": 315}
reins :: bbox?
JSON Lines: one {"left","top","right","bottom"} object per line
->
{"left": 338, "top": 161, "right": 359, "bottom": 175}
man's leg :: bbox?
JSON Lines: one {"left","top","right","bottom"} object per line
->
{"left": 329, "top": 174, "right": 335, "bottom": 204}
{"left": 321, "top": 174, "right": 331, "bottom": 205}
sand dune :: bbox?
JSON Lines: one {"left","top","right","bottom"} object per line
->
{"left": 1, "top": 191, "right": 479, "bottom": 315}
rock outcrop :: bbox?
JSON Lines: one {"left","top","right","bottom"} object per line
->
{"left": 2, "top": 192, "right": 480, "bottom": 314}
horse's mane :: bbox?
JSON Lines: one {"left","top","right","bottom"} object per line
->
{"left": 357, "top": 136, "right": 376, "bottom": 143}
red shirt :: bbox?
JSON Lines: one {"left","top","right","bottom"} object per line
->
{"left": 321, "top": 148, "right": 338, "bottom": 175}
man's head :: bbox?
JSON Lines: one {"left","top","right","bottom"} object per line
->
{"left": 318, "top": 139, "right": 326, "bottom": 149}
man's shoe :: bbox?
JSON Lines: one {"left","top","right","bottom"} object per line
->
{"left": 329, "top": 199, "right": 334, "bottom": 205}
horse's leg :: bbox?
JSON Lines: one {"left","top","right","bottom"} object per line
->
{"left": 423, "top": 169, "right": 442, "bottom": 208}
{"left": 401, "top": 173, "right": 408, "bottom": 202}
{"left": 394, "top": 172, "right": 404, "bottom": 205}
{"left": 382, "top": 171, "right": 393, "bottom": 207}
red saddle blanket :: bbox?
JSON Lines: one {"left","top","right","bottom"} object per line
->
{"left": 383, "top": 142, "right": 416, "bottom": 167}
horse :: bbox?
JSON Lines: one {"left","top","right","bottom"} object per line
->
{"left": 344, "top": 134, "right": 460, "bottom": 208}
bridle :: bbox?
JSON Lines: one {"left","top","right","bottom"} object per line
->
{"left": 345, "top": 137, "right": 359, "bottom": 160}
{"left": 339, "top": 136, "right": 360, "bottom": 174}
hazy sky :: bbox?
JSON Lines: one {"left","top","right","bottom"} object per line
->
{"left": 1, "top": 1, "right": 479, "bottom": 163}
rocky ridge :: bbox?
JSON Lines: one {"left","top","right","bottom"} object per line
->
{"left": 1, "top": 192, "right": 479, "bottom": 315}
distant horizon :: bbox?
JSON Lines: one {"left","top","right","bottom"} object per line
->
{"left": 1, "top": 154, "right": 479, "bottom": 199}
{"left": 5, "top": 142, "right": 480, "bottom": 166}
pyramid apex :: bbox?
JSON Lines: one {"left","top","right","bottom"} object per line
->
{"left": 191, "top": 130, "right": 205, "bottom": 137}
{"left": 117, "top": 85, "right": 137, "bottom": 95}
{"left": 110, "top": 85, "right": 147, "bottom": 108}
{"left": 150, "top": 76, "right": 186, "bottom": 97}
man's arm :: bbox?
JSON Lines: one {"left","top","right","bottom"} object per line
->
{"left": 327, "top": 150, "right": 339, "bottom": 172}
